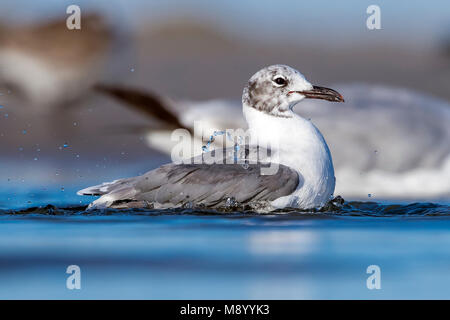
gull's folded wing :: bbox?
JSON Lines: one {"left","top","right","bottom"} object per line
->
{"left": 82, "top": 161, "right": 299, "bottom": 209}
{"left": 136, "top": 163, "right": 299, "bottom": 206}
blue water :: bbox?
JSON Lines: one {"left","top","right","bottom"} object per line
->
{"left": 1, "top": 187, "right": 450, "bottom": 299}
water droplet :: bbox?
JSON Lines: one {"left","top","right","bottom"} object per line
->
{"left": 63, "top": 143, "right": 69, "bottom": 148}
{"left": 183, "top": 201, "right": 193, "bottom": 209}
{"left": 225, "top": 197, "right": 238, "bottom": 207}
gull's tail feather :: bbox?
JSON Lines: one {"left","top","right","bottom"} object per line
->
{"left": 77, "top": 176, "right": 137, "bottom": 195}
{"left": 86, "top": 188, "right": 136, "bottom": 210}
{"left": 94, "top": 84, "right": 191, "bottom": 132}
{"left": 77, "top": 179, "right": 122, "bottom": 196}
{"left": 78, "top": 177, "right": 139, "bottom": 210}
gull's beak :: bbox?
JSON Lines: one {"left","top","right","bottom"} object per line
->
{"left": 289, "top": 86, "right": 344, "bottom": 102}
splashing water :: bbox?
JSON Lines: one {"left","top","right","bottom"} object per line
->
{"left": 202, "top": 130, "right": 244, "bottom": 164}
{"left": 202, "top": 130, "right": 235, "bottom": 152}
{"left": 1, "top": 199, "right": 449, "bottom": 217}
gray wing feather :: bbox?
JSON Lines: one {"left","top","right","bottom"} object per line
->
{"left": 76, "top": 177, "right": 137, "bottom": 196}
{"left": 133, "top": 163, "right": 299, "bottom": 207}
{"left": 81, "top": 146, "right": 299, "bottom": 209}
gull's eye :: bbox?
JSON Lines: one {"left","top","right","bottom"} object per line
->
{"left": 273, "top": 77, "right": 286, "bottom": 86}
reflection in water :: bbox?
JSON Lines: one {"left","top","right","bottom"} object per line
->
{"left": 247, "top": 231, "right": 318, "bottom": 255}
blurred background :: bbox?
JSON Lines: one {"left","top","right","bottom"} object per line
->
{"left": 1, "top": 0, "right": 450, "bottom": 301}
{"left": 0, "top": 0, "right": 449, "bottom": 208}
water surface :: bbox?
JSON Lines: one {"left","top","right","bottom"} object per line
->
{"left": 1, "top": 197, "right": 449, "bottom": 299}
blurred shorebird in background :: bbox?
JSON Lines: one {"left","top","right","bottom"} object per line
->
{"left": 95, "top": 80, "right": 450, "bottom": 200}
{"left": 0, "top": 13, "right": 112, "bottom": 114}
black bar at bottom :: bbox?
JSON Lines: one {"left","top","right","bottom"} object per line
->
{"left": 0, "top": 300, "right": 444, "bottom": 318}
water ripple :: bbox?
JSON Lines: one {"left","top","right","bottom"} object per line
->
{"left": 1, "top": 200, "right": 449, "bottom": 217}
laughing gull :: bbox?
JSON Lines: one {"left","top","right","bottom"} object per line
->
{"left": 95, "top": 82, "right": 450, "bottom": 199}
{"left": 79, "top": 65, "right": 344, "bottom": 210}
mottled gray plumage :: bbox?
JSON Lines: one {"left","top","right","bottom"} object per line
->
{"left": 242, "top": 65, "right": 306, "bottom": 116}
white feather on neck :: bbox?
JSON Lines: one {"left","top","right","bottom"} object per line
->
{"left": 243, "top": 103, "right": 335, "bottom": 209}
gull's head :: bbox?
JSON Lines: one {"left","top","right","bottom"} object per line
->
{"left": 242, "top": 64, "right": 344, "bottom": 117}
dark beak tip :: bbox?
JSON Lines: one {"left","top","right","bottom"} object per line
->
{"left": 330, "top": 95, "right": 344, "bottom": 103}
{"left": 292, "top": 86, "right": 344, "bottom": 102}
{"left": 333, "top": 92, "right": 345, "bottom": 103}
